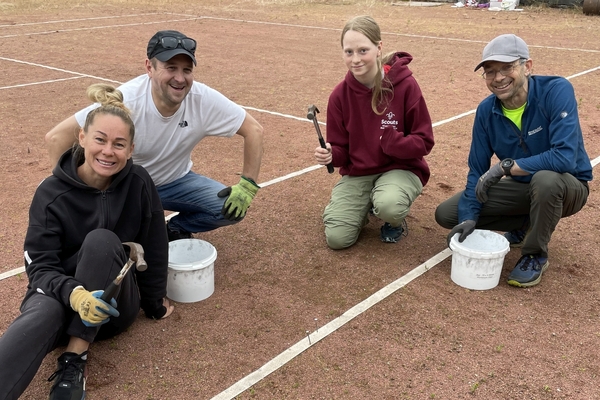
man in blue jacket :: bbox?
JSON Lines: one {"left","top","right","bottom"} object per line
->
{"left": 435, "top": 34, "right": 592, "bottom": 288}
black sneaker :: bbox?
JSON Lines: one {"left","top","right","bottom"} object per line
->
{"left": 166, "top": 222, "right": 192, "bottom": 242}
{"left": 380, "top": 219, "right": 409, "bottom": 243}
{"left": 48, "top": 351, "right": 88, "bottom": 400}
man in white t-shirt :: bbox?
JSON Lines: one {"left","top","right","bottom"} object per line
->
{"left": 46, "top": 30, "right": 264, "bottom": 241}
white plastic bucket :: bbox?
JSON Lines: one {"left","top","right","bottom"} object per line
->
{"left": 167, "top": 239, "right": 217, "bottom": 303}
{"left": 449, "top": 229, "right": 510, "bottom": 290}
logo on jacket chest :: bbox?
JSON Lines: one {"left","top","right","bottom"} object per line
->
{"left": 380, "top": 111, "right": 398, "bottom": 130}
{"left": 527, "top": 126, "right": 543, "bottom": 136}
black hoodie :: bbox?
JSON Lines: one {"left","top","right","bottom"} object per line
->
{"left": 23, "top": 149, "right": 168, "bottom": 318}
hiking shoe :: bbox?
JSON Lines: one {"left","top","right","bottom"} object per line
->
{"left": 166, "top": 222, "right": 192, "bottom": 242}
{"left": 380, "top": 220, "right": 408, "bottom": 243}
{"left": 507, "top": 255, "right": 549, "bottom": 288}
{"left": 505, "top": 216, "right": 530, "bottom": 248}
{"left": 48, "top": 351, "right": 88, "bottom": 400}
{"left": 504, "top": 229, "right": 527, "bottom": 248}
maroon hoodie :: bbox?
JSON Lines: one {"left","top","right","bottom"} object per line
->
{"left": 326, "top": 52, "right": 434, "bottom": 185}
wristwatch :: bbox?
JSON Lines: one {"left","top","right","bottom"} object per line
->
{"left": 501, "top": 158, "right": 514, "bottom": 176}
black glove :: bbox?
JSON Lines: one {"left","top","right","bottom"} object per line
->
{"left": 475, "top": 163, "right": 504, "bottom": 203}
{"left": 447, "top": 219, "right": 476, "bottom": 247}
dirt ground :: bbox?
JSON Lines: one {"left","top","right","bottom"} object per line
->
{"left": 0, "top": 0, "right": 599, "bottom": 399}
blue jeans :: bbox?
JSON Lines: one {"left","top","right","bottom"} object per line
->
{"left": 156, "top": 171, "right": 238, "bottom": 233}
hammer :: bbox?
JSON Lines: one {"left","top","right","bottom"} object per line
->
{"left": 100, "top": 242, "right": 147, "bottom": 302}
{"left": 307, "top": 105, "right": 334, "bottom": 174}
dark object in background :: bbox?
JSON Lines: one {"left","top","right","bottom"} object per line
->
{"left": 519, "top": 0, "right": 582, "bottom": 5}
{"left": 548, "top": 0, "right": 583, "bottom": 7}
{"left": 583, "top": 0, "right": 600, "bottom": 14}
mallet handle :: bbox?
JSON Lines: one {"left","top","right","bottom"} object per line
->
{"left": 100, "top": 257, "right": 135, "bottom": 302}
{"left": 101, "top": 282, "right": 118, "bottom": 302}
{"left": 307, "top": 105, "right": 334, "bottom": 174}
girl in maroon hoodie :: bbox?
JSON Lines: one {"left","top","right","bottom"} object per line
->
{"left": 314, "top": 15, "right": 434, "bottom": 249}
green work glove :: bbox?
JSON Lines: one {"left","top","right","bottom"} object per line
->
{"left": 217, "top": 176, "right": 260, "bottom": 221}
{"left": 69, "top": 287, "right": 119, "bottom": 327}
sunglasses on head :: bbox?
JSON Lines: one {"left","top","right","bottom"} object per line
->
{"left": 159, "top": 36, "right": 196, "bottom": 52}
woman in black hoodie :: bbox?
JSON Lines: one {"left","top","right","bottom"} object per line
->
{"left": 0, "top": 84, "right": 173, "bottom": 400}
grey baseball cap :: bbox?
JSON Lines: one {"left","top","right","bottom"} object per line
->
{"left": 474, "top": 34, "right": 529, "bottom": 72}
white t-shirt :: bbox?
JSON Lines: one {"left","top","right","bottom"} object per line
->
{"left": 75, "top": 75, "right": 246, "bottom": 186}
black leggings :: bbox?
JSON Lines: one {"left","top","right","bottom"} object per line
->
{"left": 0, "top": 229, "right": 141, "bottom": 400}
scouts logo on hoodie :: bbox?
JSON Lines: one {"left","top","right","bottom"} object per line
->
{"left": 380, "top": 112, "right": 398, "bottom": 130}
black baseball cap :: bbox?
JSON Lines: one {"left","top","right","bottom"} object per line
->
{"left": 147, "top": 30, "right": 197, "bottom": 65}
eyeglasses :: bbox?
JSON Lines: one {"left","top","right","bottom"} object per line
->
{"left": 159, "top": 36, "right": 196, "bottom": 53}
{"left": 481, "top": 59, "right": 526, "bottom": 80}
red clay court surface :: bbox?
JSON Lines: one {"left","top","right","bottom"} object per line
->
{"left": 1, "top": 2, "right": 600, "bottom": 399}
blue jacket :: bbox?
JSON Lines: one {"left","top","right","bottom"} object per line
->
{"left": 458, "top": 75, "right": 593, "bottom": 222}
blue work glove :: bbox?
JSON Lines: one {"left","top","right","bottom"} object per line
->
{"left": 447, "top": 219, "right": 477, "bottom": 247}
{"left": 69, "top": 287, "right": 119, "bottom": 327}
{"left": 475, "top": 163, "right": 504, "bottom": 203}
{"left": 217, "top": 176, "right": 260, "bottom": 221}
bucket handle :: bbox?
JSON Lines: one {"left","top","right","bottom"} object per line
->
{"left": 448, "top": 233, "right": 458, "bottom": 251}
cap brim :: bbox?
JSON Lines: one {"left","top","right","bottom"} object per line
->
{"left": 474, "top": 55, "right": 519, "bottom": 72}
{"left": 154, "top": 49, "right": 197, "bottom": 65}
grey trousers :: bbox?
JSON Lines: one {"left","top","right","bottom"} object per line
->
{"left": 0, "top": 229, "right": 140, "bottom": 400}
{"left": 435, "top": 171, "right": 589, "bottom": 258}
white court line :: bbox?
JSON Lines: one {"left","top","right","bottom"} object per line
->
{"left": 259, "top": 165, "right": 323, "bottom": 188}
{"left": 0, "top": 76, "right": 84, "bottom": 90}
{"left": 0, "top": 267, "right": 25, "bottom": 281}
{"left": 0, "top": 56, "right": 122, "bottom": 84}
{"left": 211, "top": 249, "right": 452, "bottom": 400}
{"left": 568, "top": 65, "right": 600, "bottom": 79}
{"left": 0, "top": 13, "right": 162, "bottom": 28}
{"left": 0, "top": 17, "right": 201, "bottom": 39}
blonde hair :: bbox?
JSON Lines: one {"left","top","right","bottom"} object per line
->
{"left": 341, "top": 15, "right": 394, "bottom": 115}
{"left": 74, "top": 84, "right": 134, "bottom": 164}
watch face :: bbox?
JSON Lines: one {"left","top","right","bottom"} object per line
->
{"left": 502, "top": 159, "right": 513, "bottom": 174}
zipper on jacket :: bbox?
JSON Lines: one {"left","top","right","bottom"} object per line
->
{"left": 503, "top": 115, "right": 530, "bottom": 155}
{"left": 510, "top": 123, "right": 530, "bottom": 155}
{"left": 101, "top": 191, "right": 109, "bottom": 228}
{"left": 495, "top": 97, "right": 530, "bottom": 156}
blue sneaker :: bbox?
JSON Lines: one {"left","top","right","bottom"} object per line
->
{"left": 504, "top": 229, "right": 527, "bottom": 248}
{"left": 505, "top": 217, "right": 530, "bottom": 248}
{"left": 507, "top": 255, "right": 549, "bottom": 288}
{"left": 380, "top": 220, "right": 408, "bottom": 243}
